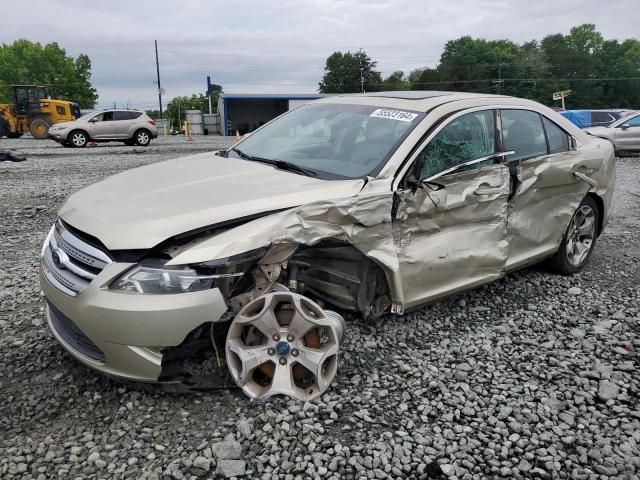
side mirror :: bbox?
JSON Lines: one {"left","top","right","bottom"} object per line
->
{"left": 88, "top": 118, "right": 98, "bottom": 123}
{"left": 620, "top": 123, "right": 631, "bottom": 130}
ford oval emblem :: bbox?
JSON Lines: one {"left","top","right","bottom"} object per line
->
{"left": 52, "top": 248, "right": 65, "bottom": 269}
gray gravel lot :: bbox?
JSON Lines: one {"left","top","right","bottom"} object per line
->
{"left": 1, "top": 136, "right": 639, "bottom": 479}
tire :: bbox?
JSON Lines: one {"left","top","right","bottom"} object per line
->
{"left": 68, "top": 130, "right": 89, "bottom": 148}
{"left": 133, "top": 129, "right": 151, "bottom": 146}
{"left": 29, "top": 117, "right": 52, "bottom": 139}
{"left": 6, "top": 131, "right": 23, "bottom": 139}
{"left": 547, "top": 196, "right": 599, "bottom": 275}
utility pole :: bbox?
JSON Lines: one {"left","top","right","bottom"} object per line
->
{"left": 492, "top": 62, "right": 504, "bottom": 95}
{"left": 359, "top": 48, "right": 365, "bottom": 93}
{"left": 155, "top": 40, "right": 163, "bottom": 118}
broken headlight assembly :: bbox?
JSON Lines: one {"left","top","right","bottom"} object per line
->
{"left": 110, "top": 247, "right": 268, "bottom": 294}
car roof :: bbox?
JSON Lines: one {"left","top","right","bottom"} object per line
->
{"left": 317, "top": 90, "right": 511, "bottom": 112}
{"left": 97, "top": 109, "right": 143, "bottom": 113}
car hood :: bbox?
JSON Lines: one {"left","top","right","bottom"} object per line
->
{"left": 51, "top": 121, "right": 76, "bottom": 129}
{"left": 58, "top": 152, "right": 365, "bottom": 250}
{"left": 584, "top": 126, "right": 612, "bottom": 138}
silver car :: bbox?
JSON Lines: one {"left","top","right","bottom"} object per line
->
{"left": 48, "top": 109, "right": 159, "bottom": 148}
{"left": 40, "top": 92, "right": 615, "bottom": 401}
{"left": 585, "top": 111, "right": 640, "bottom": 153}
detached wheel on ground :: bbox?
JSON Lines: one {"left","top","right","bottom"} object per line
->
{"left": 68, "top": 130, "right": 89, "bottom": 148}
{"left": 29, "top": 117, "right": 52, "bottom": 139}
{"left": 6, "top": 131, "right": 23, "bottom": 139}
{"left": 548, "top": 196, "right": 599, "bottom": 275}
{"left": 133, "top": 129, "right": 151, "bottom": 146}
{"left": 226, "top": 291, "right": 345, "bottom": 402}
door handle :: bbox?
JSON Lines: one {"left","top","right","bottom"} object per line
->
{"left": 474, "top": 185, "right": 503, "bottom": 195}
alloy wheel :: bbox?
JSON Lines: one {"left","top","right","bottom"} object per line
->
{"left": 225, "top": 291, "right": 345, "bottom": 401}
{"left": 71, "top": 132, "right": 87, "bottom": 147}
{"left": 566, "top": 204, "right": 596, "bottom": 266}
{"left": 136, "top": 132, "right": 150, "bottom": 145}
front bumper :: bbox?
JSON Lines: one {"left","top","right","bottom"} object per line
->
{"left": 48, "top": 130, "right": 68, "bottom": 141}
{"left": 40, "top": 263, "right": 228, "bottom": 381}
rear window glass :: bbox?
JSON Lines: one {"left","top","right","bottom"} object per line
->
{"left": 542, "top": 117, "right": 569, "bottom": 153}
{"left": 114, "top": 111, "right": 141, "bottom": 120}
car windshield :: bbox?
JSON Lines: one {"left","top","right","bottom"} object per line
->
{"left": 227, "top": 103, "right": 424, "bottom": 179}
{"left": 76, "top": 111, "right": 98, "bottom": 121}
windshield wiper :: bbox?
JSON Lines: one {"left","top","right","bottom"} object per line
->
{"left": 231, "top": 148, "right": 318, "bottom": 177}
{"left": 269, "top": 159, "right": 318, "bottom": 177}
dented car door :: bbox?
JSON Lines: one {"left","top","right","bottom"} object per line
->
{"left": 501, "top": 109, "right": 597, "bottom": 269}
{"left": 394, "top": 109, "right": 511, "bottom": 309}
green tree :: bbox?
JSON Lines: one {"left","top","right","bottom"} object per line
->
{"left": 381, "top": 71, "right": 409, "bottom": 90}
{"left": 319, "top": 51, "right": 382, "bottom": 93}
{"left": 165, "top": 85, "right": 222, "bottom": 129}
{"left": 0, "top": 39, "right": 98, "bottom": 108}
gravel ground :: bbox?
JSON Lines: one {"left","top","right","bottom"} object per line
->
{"left": 1, "top": 137, "right": 638, "bottom": 480}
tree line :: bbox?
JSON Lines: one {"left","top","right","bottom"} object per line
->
{"left": 319, "top": 25, "right": 640, "bottom": 109}
{"left": 0, "top": 39, "right": 98, "bottom": 108}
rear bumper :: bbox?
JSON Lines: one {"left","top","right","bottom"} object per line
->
{"left": 40, "top": 264, "right": 228, "bottom": 381}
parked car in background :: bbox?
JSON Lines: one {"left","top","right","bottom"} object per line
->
{"left": 560, "top": 109, "right": 635, "bottom": 129}
{"left": 585, "top": 111, "right": 640, "bottom": 153}
{"left": 40, "top": 92, "right": 615, "bottom": 401}
{"left": 48, "top": 109, "right": 158, "bottom": 148}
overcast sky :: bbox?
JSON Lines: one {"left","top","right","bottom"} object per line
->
{"left": 3, "top": 0, "right": 638, "bottom": 110}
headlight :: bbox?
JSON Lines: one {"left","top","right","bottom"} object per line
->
{"left": 110, "top": 247, "right": 267, "bottom": 294}
{"left": 50, "top": 125, "right": 67, "bottom": 131}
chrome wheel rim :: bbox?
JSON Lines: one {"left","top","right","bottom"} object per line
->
{"left": 137, "top": 132, "right": 149, "bottom": 144}
{"left": 71, "top": 133, "right": 86, "bottom": 147}
{"left": 566, "top": 205, "right": 596, "bottom": 266}
{"left": 226, "top": 291, "right": 344, "bottom": 402}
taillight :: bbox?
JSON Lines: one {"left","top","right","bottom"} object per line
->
{"left": 148, "top": 120, "right": 156, "bottom": 126}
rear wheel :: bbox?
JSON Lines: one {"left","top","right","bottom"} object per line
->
{"left": 68, "top": 130, "right": 88, "bottom": 148}
{"left": 29, "top": 117, "right": 52, "bottom": 139}
{"left": 133, "top": 129, "right": 151, "bottom": 146}
{"left": 548, "top": 196, "right": 599, "bottom": 275}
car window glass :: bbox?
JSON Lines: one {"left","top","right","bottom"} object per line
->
{"left": 101, "top": 111, "right": 114, "bottom": 121}
{"left": 591, "top": 112, "right": 613, "bottom": 124}
{"left": 625, "top": 115, "right": 640, "bottom": 127}
{"left": 501, "top": 110, "right": 547, "bottom": 162}
{"left": 113, "top": 111, "right": 131, "bottom": 121}
{"left": 91, "top": 113, "right": 103, "bottom": 122}
{"left": 542, "top": 117, "right": 569, "bottom": 153}
{"left": 417, "top": 110, "right": 495, "bottom": 180}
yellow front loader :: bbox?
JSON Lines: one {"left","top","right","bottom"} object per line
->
{"left": 0, "top": 85, "right": 81, "bottom": 139}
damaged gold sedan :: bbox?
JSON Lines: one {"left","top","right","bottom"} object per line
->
{"left": 40, "top": 92, "right": 615, "bottom": 400}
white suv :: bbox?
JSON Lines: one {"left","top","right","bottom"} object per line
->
{"left": 48, "top": 109, "right": 159, "bottom": 148}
